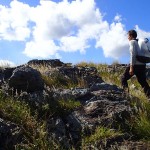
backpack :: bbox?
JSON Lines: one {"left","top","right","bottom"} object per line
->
{"left": 136, "top": 38, "right": 150, "bottom": 63}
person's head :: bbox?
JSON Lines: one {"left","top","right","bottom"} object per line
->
{"left": 128, "top": 30, "right": 137, "bottom": 41}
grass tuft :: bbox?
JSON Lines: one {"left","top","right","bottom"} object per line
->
{"left": 83, "top": 126, "right": 122, "bottom": 144}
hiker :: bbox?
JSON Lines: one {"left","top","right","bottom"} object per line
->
{"left": 121, "top": 29, "right": 150, "bottom": 97}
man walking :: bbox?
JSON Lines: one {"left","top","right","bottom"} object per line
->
{"left": 121, "top": 30, "right": 150, "bottom": 97}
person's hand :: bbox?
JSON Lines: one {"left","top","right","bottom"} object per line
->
{"left": 129, "top": 66, "right": 134, "bottom": 75}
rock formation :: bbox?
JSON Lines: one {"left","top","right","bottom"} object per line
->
{"left": 0, "top": 59, "right": 149, "bottom": 150}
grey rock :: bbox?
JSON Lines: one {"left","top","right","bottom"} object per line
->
{"left": 66, "top": 114, "right": 82, "bottom": 145}
{"left": 53, "top": 89, "right": 74, "bottom": 101}
{"left": 71, "top": 89, "right": 133, "bottom": 134}
{"left": 18, "top": 90, "right": 53, "bottom": 110}
{"left": 47, "top": 117, "right": 70, "bottom": 149}
{"left": 90, "top": 82, "right": 120, "bottom": 91}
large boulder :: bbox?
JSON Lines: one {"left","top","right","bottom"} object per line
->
{"left": 8, "top": 66, "right": 44, "bottom": 92}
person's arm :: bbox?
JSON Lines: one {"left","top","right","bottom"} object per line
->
{"left": 129, "top": 65, "right": 134, "bottom": 75}
{"left": 129, "top": 41, "right": 136, "bottom": 75}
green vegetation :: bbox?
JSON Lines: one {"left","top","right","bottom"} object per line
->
{"left": 133, "top": 112, "right": 150, "bottom": 139}
{"left": 0, "top": 90, "right": 81, "bottom": 149}
{"left": 0, "top": 92, "right": 51, "bottom": 150}
{"left": 45, "top": 98, "right": 81, "bottom": 117}
{"left": 83, "top": 126, "right": 122, "bottom": 144}
{"left": 58, "top": 99, "right": 81, "bottom": 111}
{"left": 129, "top": 99, "right": 150, "bottom": 139}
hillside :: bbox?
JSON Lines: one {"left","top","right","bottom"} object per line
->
{"left": 0, "top": 59, "right": 150, "bottom": 150}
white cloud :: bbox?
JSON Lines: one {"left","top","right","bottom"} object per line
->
{"left": 60, "top": 21, "right": 109, "bottom": 53}
{"left": 0, "top": 0, "right": 150, "bottom": 61}
{"left": 96, "top": 21, "right": 129, "bottom": 59}
{"left": 24, "top": 0, "right": 105, "bottom": 58}
{"left": 0, "top": 60, "right": 16, "bottom": 67}
{"left": 114, "top": 14, "right": 122, "bottom": 22}
{"left": 23, "top": 40, "right": 59, "bottom": 58}
{"left": 135, "top": 25, "right": 150, "bottom": 39}
{"left": 0, "top": 0, "right": 31, "bottom": 41}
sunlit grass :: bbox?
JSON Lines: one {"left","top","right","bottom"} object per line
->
{"left": 133, "top": 112, "right": 150, "bottom": 139}
{"left": 59, "top": 99, "right": 81, "bottom": 111}
{"left": 83, "top": 126, "right": 122, "bottom": 144}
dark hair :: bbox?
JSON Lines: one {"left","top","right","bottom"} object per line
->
{"left": 128, "top": 30, "right": 137, "bottom": 39}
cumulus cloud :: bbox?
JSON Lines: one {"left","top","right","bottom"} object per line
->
{"left": 135, "top": 25, "right": 150, "bottom": 39}
{"left": 23, "top": 40, "right": 59, "bottom": 58}
{"left": 0, "top": 60, "right": 16, "bottom": 67}
{"left": 23, "top": 0, "right": 107, "bottom": 58}
{"left": 96, "top": 21, "right": 129, "bottom": 59}
{"left": 0, "top": 0, "right": 150, "bottom": 61}
{"left": 114, "top": 14, "right": 122, "bottom": 22}
{"left": 0, "top": 0, "right": 31, "bottom": 41}
{"left": 60, "top": 21, "right": 109, "bottom": 53}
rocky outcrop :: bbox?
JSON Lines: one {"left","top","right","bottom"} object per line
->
{"left": 50, "top": 83, "right": 133, "bottom": 148}
{"left": 27, "top": 59, "right": 65, "bottom": 67}
{"left": 59, "top": 66, "right": 102, "bottom": 87}
{"left": 0, "top": 60, "right": 150, "bottom": 149}
{"left": 43, "top": 66, "right": 103, "bottom": 89}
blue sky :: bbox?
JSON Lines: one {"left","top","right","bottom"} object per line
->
{"left": 0, "top": 0, "right": 150, "bottom": 66}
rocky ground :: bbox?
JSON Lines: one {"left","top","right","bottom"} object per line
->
{"left": 0, "top": 59, "right": 150, "bottom": 150}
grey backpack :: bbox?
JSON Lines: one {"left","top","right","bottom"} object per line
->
{"left": 136, "top": 38, "right": 150, "bottom": 63}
